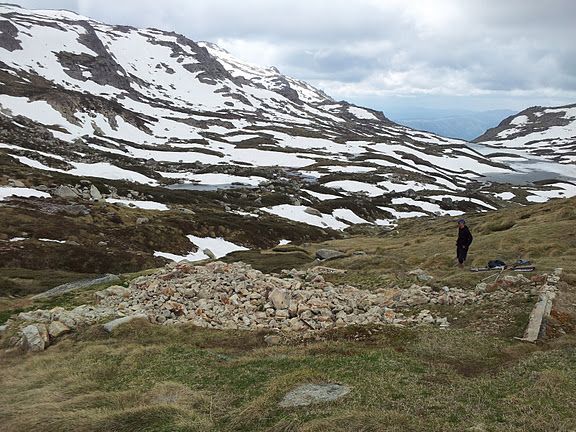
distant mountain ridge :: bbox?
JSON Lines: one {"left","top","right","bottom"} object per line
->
{"left": 473, "top": 104, "right": 576, "bottom": 166}
{"left": 391, "top": 109, "right": 516, "bottom": 141}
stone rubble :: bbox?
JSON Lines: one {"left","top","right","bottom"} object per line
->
{"left": 4, "top": 262, "right": 540, "bottom": 353}
{"left": 96, "top": 261, "right": 414, "bottom": 331}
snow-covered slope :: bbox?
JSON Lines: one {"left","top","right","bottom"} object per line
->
{"left": 1, "top": 4, "right": 562, "bottom": 227}
{"left": 474, "top": 104, "right": 576, "bottom": 166}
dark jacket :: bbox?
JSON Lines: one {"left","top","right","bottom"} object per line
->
{"left": 457, "top": 225, "right": 473, "bottom": 248}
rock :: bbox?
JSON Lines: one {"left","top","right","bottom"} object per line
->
{"left": 0, "top": 324, "right": 7, "bottom": 334}
{"left": 315, "top": 249, "right": 345, "bottom": 261}
{"left": 103, "top": 285, "right": 131, "bottom": 298}
{"left": 136, "top": 217, "right": 149, "bottom": 225}
{"left": 408, "top": 268, "right": 433, "bottom": 282}
{"left": 21, "top": 324, "right": 48, "bottom": 351}
{"left": 52, "top": 185, "right": 79, "bottom": 199}
{"left": 475, "top": 283, "right": 487, "bottom": 293}
{"left": 279, "top": 383, "right": 351, "bottom": 407}
{"left": 304, "top": 207, "right": 322, "bottom": 217}
{"left": 89, "top": 184, "right": 102, "bottom": 200}
{"left": 32, "top": 274, "right": 121, "bottom": 300}
{"left": 203, "top": 248, "right": 216, "bottom": 259}
{"left": 9, "top": 179, "right": 25, "bottom": 187}
{"left": 48, "top": 321, "right": 70, "bottom": 338}
{"left": 269, "top": 288, "right": 290, "bottom": 309}
{"left": 102, "top": 314, "right": 148, "bottom": 333}
{"left": 264, "top": 334, "right": 282, "bottom": 345}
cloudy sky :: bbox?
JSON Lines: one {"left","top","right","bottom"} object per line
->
{"left": 10, "top": 0, "right": 576, "bottom": 115}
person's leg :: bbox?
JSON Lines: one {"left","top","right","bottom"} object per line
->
{"left": 457, "top": 247, "right": 467, "bottom": 268}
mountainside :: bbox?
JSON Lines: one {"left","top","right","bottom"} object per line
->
{"left": 0, "top": 4, "right": 515, "bottom": 222}
{"left": 1, "top": 4, "right": 576, "bottom": 283}
{"left": 474, "top": 104, "right": 576, "bottom": 167}
{"left": 392, "top": 109, "right": 515, "bottom": 141}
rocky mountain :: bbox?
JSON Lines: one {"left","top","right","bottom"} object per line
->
{"left": 473, "top": 104, "right": 576, "bottom": 167}
{"left": 0, "top": 4, "right": 518, "bottom": 224}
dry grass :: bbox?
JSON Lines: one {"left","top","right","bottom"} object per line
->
{"left": 306, "top": 197, "right": 576, "bottom": 290}
{"left": 1, "top": 198, "right": 576, "bottom": 431}
{"left": 1, "top": 322, "right": 576, "bottom": 431}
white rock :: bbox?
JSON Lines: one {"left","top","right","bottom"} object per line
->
{"left": 48, "top": 321, "right": 70, "bottom": 338}
{"left": 102, "top": 314, "right": 148, "bottom": 332}
{"left": 22, "top": 324, "right": 47, "bottom": 352}
{"left": 269, "top": 288, "right": 290, "bottom": 309}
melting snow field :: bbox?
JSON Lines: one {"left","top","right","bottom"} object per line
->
{"left": 525, "top": 182, "right": 576, "bottom": 203}
{"left": 159, "top": 172, "right": 267, "bottom": 186}
{"left": 0, "top": 187, "right": 50, "bottom": 201}
{"left": 105, "top": 199, "right": 170, "bottom": 211}
{"left": 154, "top": 235, "right": 248, "bottom": 262}
{"left": 263, "top": 205, "right": 349, "bottom": 230}
{"left": 263, "top": 205, "right": 371, "bottom": 230}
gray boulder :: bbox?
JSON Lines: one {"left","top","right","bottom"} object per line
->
{"left": 315, "top": 249, "right": 345, "bottom": 260}
{"left": 203, "top": 248, "right": 216, "bottom": 259}
{"left": 102, "top": 314, "right": 148, "bottom": 333}
{"left": 269, "top": 288, "right": 290, "bottom": 309}
{"left": 52, "top": 185, "right": 80, "bottom": 199}
{"left": 22, "top": 324, "right": 49, "bottom": 352}
{"left": 48, "top": 321, "right": 71, "bottom": 338}
{"left": 408, "top": 268, "right": 433, "bottom": 282}
{"left": 89, "top": 184, "right": 102, "bottom": 200}
{"left": 304, "top": 207, "right": 322, "bottom": 217}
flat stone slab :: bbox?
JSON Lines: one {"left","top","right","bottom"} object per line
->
{"left": 279, "top": 383, "right": 351, "bottom": 407}
{"left": 32, "top": 274, "right": 121, "bottom": 300}
{"left": 102, "top": 314, "right": 148, "bottom": 333}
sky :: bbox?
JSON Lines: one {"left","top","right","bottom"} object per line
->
{"left": 8, "top": 0, "right": 576, "bottom": 116}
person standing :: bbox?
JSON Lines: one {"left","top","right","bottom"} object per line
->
{"left": 456, "top": 219, "right": 473, "bottom": 268}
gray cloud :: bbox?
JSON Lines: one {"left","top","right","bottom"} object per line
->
{"left": 7, "top": 0, "right": 576, "bottom": 111}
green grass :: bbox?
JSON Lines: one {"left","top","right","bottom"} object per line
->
{"left": 1, "top": 322, "right": 575, "bottom": 431}
{"left": 303, "top": 197, "right": 576, "bottom": 290}
{"left": 1, "top": 198, "right": 575, "bottom": 431}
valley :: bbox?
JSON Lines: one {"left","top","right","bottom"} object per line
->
{"left": 0, "top": 4, "right": 575, "bottom": 432}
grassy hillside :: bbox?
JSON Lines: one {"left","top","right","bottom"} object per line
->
{"left": 1, "top": 197, "right": 575, "bottom": 432}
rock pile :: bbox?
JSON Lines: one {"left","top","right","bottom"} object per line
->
{"left": 2, "top": 261, "right": 469, "bottom": 352}
{"left": 96, "top": 261, "right": 417, "bottom": 331}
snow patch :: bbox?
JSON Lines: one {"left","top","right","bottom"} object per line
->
{"left": 0, "top": 187, "right": 50, "bottom": 201}
{"left": 154, "top": 235, "right": 248, "bottom": 262}
{"left": 105, "top": 199, "right": 170, "bottom": 211}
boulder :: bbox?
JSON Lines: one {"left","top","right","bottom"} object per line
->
{"left": 89, "top": 185, "right": 102, "bottom": 200}
{"left": 21, "top": 324, "right": 48, "bottom": 351}
{"left": 203, "top": 248, "right": 216, "bottom": 259}
{"left": 102, "top": 314, "right": 148, "bottom": 333}
{"left": 408, "top": 268, "right": 433, "bottom": 282}
{"left": 48, "top": 321, "right": 71, "bottom": 338}
{"left": 52, "top": 185, "right": 80, "bottom": 199}
{"left": 136, "top": 217, "right": 149, "bottom": 225}
{"left": 315, "top": 249, "right": 345, "bottom": 261}
{"left": 304, "top": 207, "right": 322, "bottom": 217}
{"left": 264, "top": 334, "right": 283, "bottom": 345}
{"left": 269, "top": 288, "right": 290, "bottom": 310}
{"left": 9, "top": 179, "right": 25, "bottom": 187}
